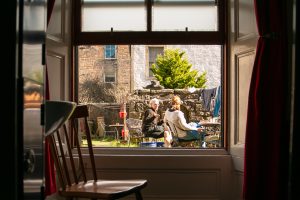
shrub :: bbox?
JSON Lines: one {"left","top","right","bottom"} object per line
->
{"left": 151, "top": 48, "right": 207, "bottom": 89}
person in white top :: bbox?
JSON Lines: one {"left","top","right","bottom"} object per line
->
{"left": 164, "top": 95, "right": 205, "bottom": 141}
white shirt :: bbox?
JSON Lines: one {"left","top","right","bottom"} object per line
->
{"left": 164, "top": 109, "right": 197, "bottom": 138}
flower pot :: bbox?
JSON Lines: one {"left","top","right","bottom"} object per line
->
{"left": 119, "top": 111, "right": 127, "bottom": 118}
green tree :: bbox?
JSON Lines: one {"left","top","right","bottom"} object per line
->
{"left": 150, "top": 48, "right": 207, "bottom": 89}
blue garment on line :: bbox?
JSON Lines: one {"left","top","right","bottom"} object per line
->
{"left": 213, "top": 86, "right": 221, "bottom": 117}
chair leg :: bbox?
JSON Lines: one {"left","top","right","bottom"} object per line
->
{"left": 128, "top": 137, "right": 131, "bottom": 147}
{"left": 135, "top": 191, "right": 143, "bottom": 200}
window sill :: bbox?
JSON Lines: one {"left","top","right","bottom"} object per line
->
{"left": 82, "top": 147, "right": 229, "bottom": 156}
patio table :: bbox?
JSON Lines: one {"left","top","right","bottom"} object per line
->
{"left": 108, "top": 124, "right": 124, "bottom": 141}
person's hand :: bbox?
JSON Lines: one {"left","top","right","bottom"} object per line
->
{"left": 197, "top": 127, "right": 205, "bottom": 132}
{"left": 154, "top": 113, "right": 160, "bottom": 118}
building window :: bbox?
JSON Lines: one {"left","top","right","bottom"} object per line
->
{"left": 105, "top": 45, "right": 116, "bottom": 59}
{"left": 104, "top": 74, "right": 116, "bottom": 83}
{"left": 148, "top": 47, "right": 164, "bottom": 77}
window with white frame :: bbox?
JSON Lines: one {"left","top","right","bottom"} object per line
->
{"left": 105, "top": 45, "right": 116, "bottom": 59}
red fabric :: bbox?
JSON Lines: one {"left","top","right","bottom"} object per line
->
{"left": 243, "top": 1, "right": 290, "bottom": 199}
{"left": 45, "top": 0, "right": 56, "bottom": 196}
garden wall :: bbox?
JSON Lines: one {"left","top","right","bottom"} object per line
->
{"left": 86, "top": 88, "right": 216, "bottom": 137}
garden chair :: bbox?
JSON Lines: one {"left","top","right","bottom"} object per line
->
{"left": 165, "top": 121, "right": 202, "bottom": 148}
{"left": 45, "top": 101, "right": 147, "bottom": 200}
{"left": 126, "top": 118, "right": 144, "bottom": 146}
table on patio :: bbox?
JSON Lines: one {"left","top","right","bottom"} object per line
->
{"left": 108, "top": 124, "right": 124, "bottom": 141}
{"left": 200, "top": 121, "right": 221, "bottom": 147}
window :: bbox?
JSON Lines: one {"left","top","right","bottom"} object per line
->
{"left": 74, "top": 0, "right": 225, "bottom": 44}
{"left": 148, "top": 46, "right": 164, "bottom": 78}
{"left": 105, "top": 45, "right": 116, "bottom": 59}
{"left": 74, "top": 0, "right": 226, "bottom": 149}
{"left": 104, "top": 73, "right": 116, "bottom": 83}
{"left": 81, "top": 0, "right": 147, "bottom": 32}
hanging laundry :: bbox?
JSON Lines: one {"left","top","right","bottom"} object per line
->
{"left": 213, "top": 85, "right": 221, "bottom": 117}
{"left": 200, "top": 87, "right": 217, "bottom": 111}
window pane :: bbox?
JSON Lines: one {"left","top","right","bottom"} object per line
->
{"left": 149, "top": 47, "right": 164, "bottom": 77}
{"left": 153, "top": 0, "right": 218, "bottom": 31}
{"left": 82, "top": 0, "right": 146, "bottom": 31}
{"left": 77, "top": 45, "right": 222, "bottom": 149}
{"left": 105, "top": 75, "right": 116, "bottom": 82}
{"left": 105, "top": 45, "right": 116, "bottom": 59}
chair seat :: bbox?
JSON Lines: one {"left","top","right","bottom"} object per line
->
{"left": 61, "top": 179, "right": 147, "bottom": 199}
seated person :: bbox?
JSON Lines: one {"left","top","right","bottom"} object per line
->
{"left": 142, "top": 98, "right": 172, "bottom": 147}
{"left": 164, "top": 95, "right": 205, "bottom": 143}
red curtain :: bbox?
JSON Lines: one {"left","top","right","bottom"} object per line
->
{"left": 45, "top": 0, "right": 56, "bottom": 196}
{"left": 243, "top": 1, "right": 290, "bottom": 200}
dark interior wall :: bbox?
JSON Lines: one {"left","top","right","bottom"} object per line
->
{"left": 290, "top": 0, "right": 299, "bottom": 199}
{"left": 2, "top": 0, "right": 21, "bottom": 200}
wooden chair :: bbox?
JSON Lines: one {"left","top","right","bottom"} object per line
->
{"left": 45, "top": 101, "right": 147, "bottom": 200}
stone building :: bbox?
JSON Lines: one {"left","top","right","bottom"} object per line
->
{"left": 131, "top": 45, "right": 221, "bottom": 90}
{"left": 78, "top": 45, "right": 221, "bottom": 104}
{"left": 78, "top": 45, "right": 132, "bottom": 103}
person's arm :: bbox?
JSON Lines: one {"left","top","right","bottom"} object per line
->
{"left": 176, "top": 112, "right": 198, "bottom": 131}
{"left": 143, "top": 109, "right": 156, "bottom": 124}
{"left": 157, "top": 113, "right": 164, "bottom": 125}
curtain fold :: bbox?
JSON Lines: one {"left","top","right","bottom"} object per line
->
{"left": 45, "top": 0, "right": 56, "bottom": 196}
{"left": 243, "top": 1, "right": 290, "bottom": 199}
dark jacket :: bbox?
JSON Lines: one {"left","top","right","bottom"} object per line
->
{"left": 142, "top": 108, "right": 163, "bottom": 133}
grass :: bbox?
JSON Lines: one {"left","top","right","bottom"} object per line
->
{"left": 81, "top": 136, "right": 210, "bottom": 148}
{"left": 81, "top": 136, "right": 166, "bottom": 148}
{"left": 81, "top": 136, "right": 140, "bottom": 147}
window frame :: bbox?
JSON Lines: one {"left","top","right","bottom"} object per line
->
{"left": 104, "top": 73, "right": 116, "bottom": 83}
{"left": 73, "top": 0, "right": 226, "bottom": 45}
{"left": 146, "top": 45, "right": 164, "bottom": 79}
{"left": 73, "top": 0, "right": 228, "bottom": 152}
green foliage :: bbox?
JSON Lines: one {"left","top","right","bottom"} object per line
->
{"left": 150, "top": 48, "right": 207, "bottom": 89}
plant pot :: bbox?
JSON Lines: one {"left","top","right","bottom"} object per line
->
{"left": 119, "top": 111, "right": 127, "bottom": 118}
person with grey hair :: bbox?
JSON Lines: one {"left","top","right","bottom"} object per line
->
{"left": 141, "top": 98, "right": 173, "bottom": 147}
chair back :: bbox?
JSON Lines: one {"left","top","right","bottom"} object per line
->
{"left": 45, "top": 100, "right": 76, "bottom": 136}
{"left": 46, "top": 103, "right": 97, "bottom": 191}
{"left": 126, "top": 118, "right": 144, "bottom": 145}
{"left": 126, "top": 118, "right": 142, "bottom": 132}
{"left": 165, "top": 121, "right": 179, "bottom": 139}
{"left": 166, "top": 120, "right": 199, "bottom": 144}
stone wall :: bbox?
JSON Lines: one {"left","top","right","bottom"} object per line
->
{"left": 127, "top": 88, "right": 213, "bottom": 123}
{"left": 86, "top": 88, "right": 217, "bottom": 136}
